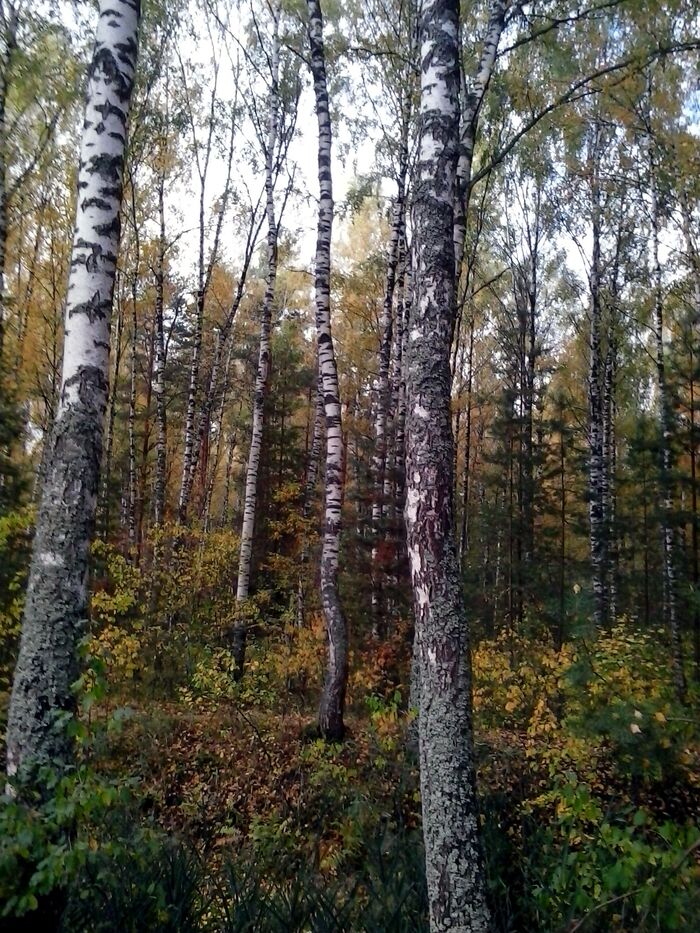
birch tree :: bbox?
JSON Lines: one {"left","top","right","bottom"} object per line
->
{"left": 307, "top": 0, "right": 348, "bottom": 742}
{"left": 648, "top": 133, "right": 686, "bottom": 701}
{"left": 5, "top": 0, "right": 140, "bottom": 781}
{"left": 236, "top": 4, "right": 282, "bottom": 604}
{"left": 406, "top": 0, "right": 490, "bottom": 928}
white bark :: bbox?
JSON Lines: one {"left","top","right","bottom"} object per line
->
{"left": 6, "top": 0, "right": 139, "bottom": 781}
{"left": 236, "top": 5, "right": 282, "bottom": 603}
{"left": 307, "top": 0, "right": 348, "bottom": 742}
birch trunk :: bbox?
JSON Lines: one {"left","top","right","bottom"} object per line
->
{"left": 153, "top": 169, "right": 167, "bottom": 527}
{"left": 682, "top": 195, "right": 700, "bottom": 680}
{"left": 453, "top": 0, "right": 507, "bottom": 281}
{"left": 297, "top": 371, "right": 324, "bottom": 627}
{"left": 603, "top": 337, "right": 617, "bottom": 622}
{"left": 235, "top": 6, "right": 281, "bottom": 611}
{"left": 459, "top": 312, "right": 475, "bottom": 561}
{"left": 588, "top": 126, "right": 607, "bottom": 629}
{"left": 307, "top": 0, "right": 348, "bottom": 742}
{"left": 407, "top": 2, "right": 490, "bottom": 928}
{"left": 371, "top": 127, "right": 408, "bottom": 636}
{"left": 100, "top": 279, "right": 125, "bottom": 534}
{"left": 5, "top": 0, "right": 139, "bottom": 781}
{"left": 0, "top": 2, "right": 18, "bottom": 362}
{"left": 650, "top": 149, "right": 686, "bottom": 701}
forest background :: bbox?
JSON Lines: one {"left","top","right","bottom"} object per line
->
{"left": 1, "top": 0, "right": 700, "bottom": 929}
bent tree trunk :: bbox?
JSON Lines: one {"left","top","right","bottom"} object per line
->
{"left": 406, "top": 1, "right": 491, "bottom": 930}
{"left": 5, "top": 0, "right": 140, "bottom": 781}
{"left": 307, "top": 0, "right": 348, "bottom": 742}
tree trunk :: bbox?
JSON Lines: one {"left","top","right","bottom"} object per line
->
{"left": 153, "top": 170, "right": 167, "bottom": 528}
{"left": 459, "top": 313, "right": 475, "bottom": 561}
{"left": 100, "top": 282, "right": 125, "bottom": 535}
{"left": 297, "top": 371, "right": 324, "bottom": 627}
{"left": 603, "top": 337, "right": 617, "bottom": 622}
{"left": 0, "top": 3, "right": 18, "bottom": 362}
{"left": 453, "top": 0, "right": 507, "bottom": 282}
{"left": 588, "top": 125, "right": 607, "bottom": 629}
{"left": 371, "top": 124, "right": 408, "bottom": 637}
{"left": 407, "top": 2, "right": 491, "bottom": 929}
{"left": 236, "top": 5, "right": 281, "bottom": 608}
{"left": 5, "top": 0, "right": 139, "bottom": 782}
{"left": 307, "top": 0, "right": 348, "bottom": 743}
{"left": 649, "top": 146, "right": 686, "bottom": 701}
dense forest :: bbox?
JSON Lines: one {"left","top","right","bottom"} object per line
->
{"left": 1, "top": 0, "right": 700, "bottom": 929}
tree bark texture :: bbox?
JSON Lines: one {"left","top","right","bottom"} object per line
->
{"left": 406, "top": 2, "right": 491, "bottom": 929}
{"left": 5, "top": 0, "right": 140, "bottom": 781}
{"left": 307, "top": 0, "right": 348, "bottom": 742}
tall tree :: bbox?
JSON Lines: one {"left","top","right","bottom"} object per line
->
{"left": 307, "top": 0, "right": 348, "bottom": 742}
{"left": 236, "top": 3, "right": 282, "bottom": 607}
{"left": 406, "top": 0, "right": 491, "bottom": 929}
{"left": 5, "top": 0, "right": 140, "bottom": 782}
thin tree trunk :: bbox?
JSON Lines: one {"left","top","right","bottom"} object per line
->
{"left": 307, "top": 0, "right": 348, "bottom": 742}
{"left": 202, "top": 339, "right": 233, "bottom": 531}
{"left": 297, "top": 371, "right": 324, "bottom": 627}
{"left": 588, "top": 124, "right": 607, "bottom": 629}
{"left": 649, "top": 146, "right": 686, "bottom": 701}
{"left": 371, "top": 125, "right": 408, "bottom": 637}
{"left": 234, "top": 7, "right": 282, "bottom": 675}
{"left": 559, "top": 414, "right": 566, "bottom": 650}
{"left": 459, "top": 313, "right": 475, "bottom": 561}
{"left": 153, "top": 170, "right": 167, "bottom": 528}
{"left": 0, "top": 3, "right": 18, "bottom": 362}
{"left": 603, "top": 338, "right": 617, "bottom": 622}
{"left": 13, "top": 194, "right": 47, "bottom": 377}
{"left": 453, "top": 0, "right": 508, "bottom": 282}
{"left": 407, "top": 2, "right": 490, "bottom": 928}
{"left": 6, "top": 0, "right": 139, "bottom": 782}
{"left": 681, "top": 192, "right": 700, "bottom": 679}
{"left": 127, "top": 263, "right": 138, "bottom": 553}
{"left": 178, "top": 104, "right": 237, "bottom": 523}
{"left": 100, "top": 282, "right": 125, "bottom": 535}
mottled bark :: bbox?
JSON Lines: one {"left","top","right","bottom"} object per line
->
{"left": 6, "top": 0, "right": 139, "bottom": 781}
{"left": 307, "top": 0, "right": 348, "bottom": 742}
{"left": 407, "top": 2, "right": 490, "bottom": 929}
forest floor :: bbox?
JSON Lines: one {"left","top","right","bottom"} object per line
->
{"left": 2, "top": 614, "right": 700, "bottom": 931}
